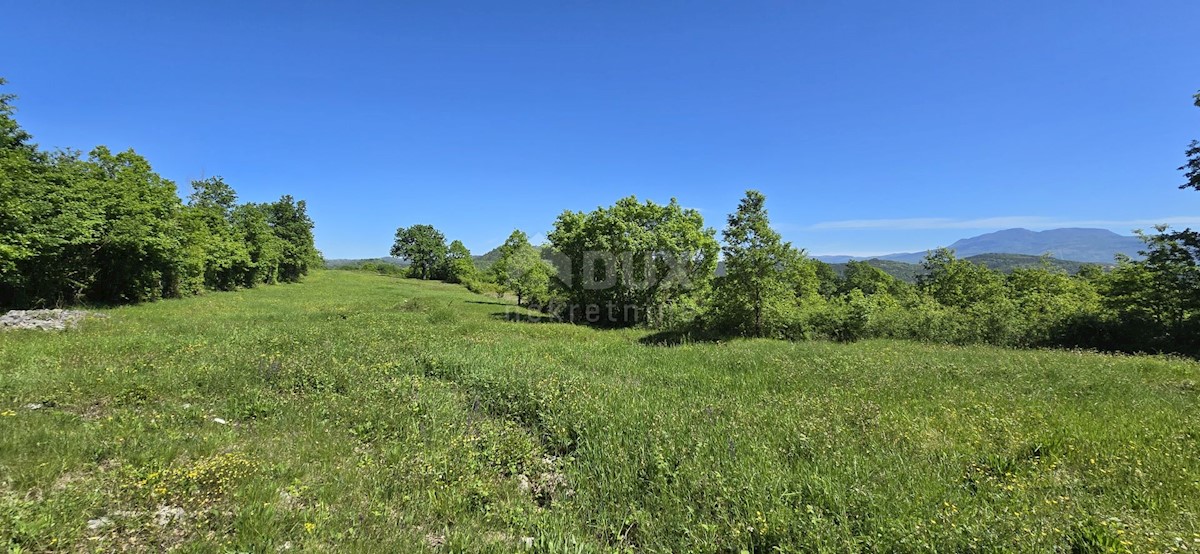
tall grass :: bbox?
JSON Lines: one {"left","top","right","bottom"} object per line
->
{"left": 1, "top": 271, "right": 1198, "bottom": 552}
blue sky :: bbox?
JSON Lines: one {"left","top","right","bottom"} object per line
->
{"left": 4, "top": 1, "right": 1199, "bottom": 258}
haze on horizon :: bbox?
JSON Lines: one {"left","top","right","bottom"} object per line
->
{"left": 3, "top": 1, "right": 1198, "bottom": 258}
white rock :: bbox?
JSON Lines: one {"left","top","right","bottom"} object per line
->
{"left": 212, "top": 417, "right": 228, "bottom": 425}
{"left": 87, "top": 516, "right": 112, "bottom": 530}
{"left": 153, "top": 506, "right": 187, "bottom": 527}
{"left": 0, "top": 309, "right": 104, "bottom": 331}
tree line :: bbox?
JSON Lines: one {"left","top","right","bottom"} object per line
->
{"left": 381, "top": 90, "right": 1200, "bottom": 356}
{"left": 0, "top": 79, "right": 321, "bottom": 309}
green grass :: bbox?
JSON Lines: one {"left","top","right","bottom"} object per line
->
{"left": 2, "top": 270, "right": 1199, "bottom": 552}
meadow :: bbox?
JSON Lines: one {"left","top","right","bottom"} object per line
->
{"left": 2, "top": 270, "right": 1199, "bottom": 552}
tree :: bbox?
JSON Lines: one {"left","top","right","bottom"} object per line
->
{"left": 918, "top": 248, "right": 1005, "bottom": 309}
{"left": 6, "top": 149, "right": 104, "bottom": 306}
{"left": 0, "top": 79, "right": 45, "bottom": 304}
{"left": 86, "top": 146, "right": 186, "bottom": 302}
{"left": 1101, "top": 227, "right": 1200, "bottom": 352}
{"left": 1180, "top": 91, "right": 1200, "bottom": 192}
{"left": 813, "top": 260, "right": 841, "bottom": 298}
{"left": 0, "top": 78, "right": 319, "bottom": 308}
{"left": 710, "top": 190, "right": 804, "bottom": 337}
{"left": 233, "top": 203, "right": 284, "bottom": 286}
{"left": 443, "top": 240, "right": 477, "bottom": 284}
{"left": 183, "top": 177, "right": 251, "bottom": 291}
{"left": 547, "top": 196, "right": 718, "bottom": 326}
{"left": 267, "top": 195, "right": 320, "bottom": 282}
{"left": 1098, "top": 90, "right": 1200, "bottom": 352}
{"left": 491, "top": 230, "right": 551, "bottom": 306}
{"left": 391, "top": 224, "right": 447, "bottom": 280}
{"left": 840, "top": 260, "right": 902, "bottom": 297}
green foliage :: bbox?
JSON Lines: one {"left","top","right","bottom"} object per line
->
{"left": 548, "top": 196, "right": 718, "bottom": 326}
{"left": 840, "top": 260, "right": 907, "bottom": 297}
{"left": 964, "top": 253, "right": 1101, "bottom": 275}
{"left": 1097, "top": 228, "right": 1200, "bottom": 353}
{"left": 232, "top": 203, "right": 284, "bottom": 286}
{"left": 335, "top": 259, "right": 408, "bottom": 276}
{"left": 267, "top": 195, "right": 321, "bottom": 282}
{"left": 828, "top": 255, "right": 1098, "bottom": 285}
{"left": 490, "top": 230, "right": 552, "bottom": 307}
{"left": 709, "top": 190, "right": 807, "bottom": 338}
{"left": 1180, "top": 90, "right": 1200, "bottom": 191}
{"left": 442, "top": 240, "right": 477, "bottom": 284}
{"left": 390, "top": 224, "right": 447, "bottom": 280}
{"left": 812, "top": 259, "right": 840, "bottom": 297}
{"left": 184, "top": 177, "right": 253, "bottom": 291}
{"left": 0, "top": 80, "right": 319, "bottom": 308}
{"left": 830, "top": 258, "right": 926, "bottom": 283}
{"left": 919, "top": 248, "right": 1006, "bottom": 309}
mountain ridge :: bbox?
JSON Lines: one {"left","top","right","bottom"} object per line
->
{"left": 815, "top": 227, "right": 1144, "bottom": 264}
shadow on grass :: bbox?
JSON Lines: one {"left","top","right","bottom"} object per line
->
{"left": 488, "top": 311, "right": 736, "bottom": 345}
{"left": 465, "top": 300, "right": 512, "bottom": 306}
{"left": 491, "top": 312, "right": 562, "bottom": 324}
{"left": 638, "top": 329, "right": 727, "bottom": 347}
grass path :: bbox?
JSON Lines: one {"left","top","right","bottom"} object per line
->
{"left": 2, "top": 270, "right": 1199, "bottom": 552}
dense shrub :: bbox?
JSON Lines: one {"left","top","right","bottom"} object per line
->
{"left": 0, "top": 81, "right": 320, "bottom": 309}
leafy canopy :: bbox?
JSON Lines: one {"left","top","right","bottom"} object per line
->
{"left": 391, "top": 224, "right": 448, "bottom": 280}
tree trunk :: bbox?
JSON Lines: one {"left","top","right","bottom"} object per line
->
{"left": 753, "top": 298, "right": 762, "bottom": 337}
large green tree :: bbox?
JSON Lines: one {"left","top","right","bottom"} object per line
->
{"left": 548, "top": 196, "right": 717, "bottom": 326}
{"left": 86, "top": 146, "right": 186, "bottom": 302}
{"left": 391, "top": 224, "right": 447, "bottom": 280}
{"left": 709, "top": 190, "right": 805, "bottom": 337}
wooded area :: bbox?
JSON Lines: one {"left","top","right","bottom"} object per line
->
{"left": 0, "top": 79, "right": 321, "bottom": 308}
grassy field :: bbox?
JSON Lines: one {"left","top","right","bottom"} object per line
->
{"left": 2, "top": 270, "right": 1199, "bottom": 552}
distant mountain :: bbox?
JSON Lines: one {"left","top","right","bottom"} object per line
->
{"left": 825, "top": 254, "right": 1101, "bottom": 284}
{"left": 816, "top": 228, "right": 1144, "bottom": 265}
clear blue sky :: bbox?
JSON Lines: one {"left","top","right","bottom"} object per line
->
{"left": 4, "top": 1, "right": 1199, "bottom": 258}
